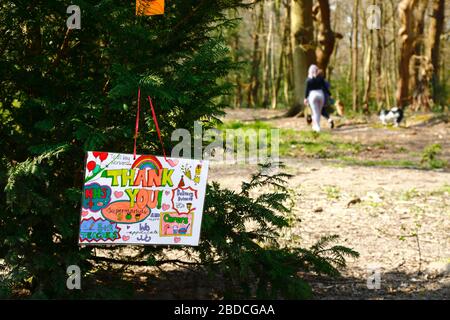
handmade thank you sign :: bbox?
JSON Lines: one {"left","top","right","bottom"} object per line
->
{"left": 79, "top": 152, "right": 209, "bottom": 246}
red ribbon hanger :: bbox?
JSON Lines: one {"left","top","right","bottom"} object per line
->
{"left": 133, "top": 87, "right": 168, "bottom": 160}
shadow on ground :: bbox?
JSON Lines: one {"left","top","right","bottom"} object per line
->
{"left": 86, "top": 266, "right": 449, "bottom": 300}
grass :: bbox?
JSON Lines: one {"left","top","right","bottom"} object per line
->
{"left": 278, "top": 129, "right": 362, "bottom": 158}
{"left": 218, "top": 120, "right": 274, "bottom": 131}
{"left": 216, "top": 120, "right": 363, "bottom": 159}
{"left": 216, "top": 120, "right": 448, "bottom": 171}
{"left": 401, "top": 188, "right": 420, "bottom": 201}
{"left": 337, "top": 157, "right": 417, "bottom": 168}
{"left": 324, "top": 185, "right": 341, "bottom": 200}
{"left": 420, "top": 144, "right": 448, "bottom": 169}
{"left": 338, "top": 143, "right": 449, "bottom": 170}
{"left": 429, "top": 184, "right": 450, "bottom": 197}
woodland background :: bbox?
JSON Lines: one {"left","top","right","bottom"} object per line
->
{"left": 223, "top": 0, "right": 448, "bottom": 115}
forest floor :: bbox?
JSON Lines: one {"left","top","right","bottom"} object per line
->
{"left": 212, "top": 108, "right": 450, "bottom": 299}
{"left": 107, "top": 108, "right": 449, "bottom": 300}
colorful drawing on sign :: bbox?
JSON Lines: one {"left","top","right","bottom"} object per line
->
{"left": 171, "top": 178, "right": 198, "bottom": 215}
{"left": 79, "top": 152, "right": 209, "bottom": 246}
{"left": 160, "top": 212, "right": 194, "bottom": 237}
{"left": 136, "top": 0, "right": 165, "bottom": 16}
{"left": 181, "top": 163, "right": 203, "bottom": 184}
{"left": 101, "top": 201, "right": 151, "bottom": 223}
{"left": 79, "top": 218, "right": 121, "bottom": 242}
{"left": 131, "top": 155, "right": 162, "bottom": 171}
{"left": 82, "top": 183, "right": 112, "bottom": 212}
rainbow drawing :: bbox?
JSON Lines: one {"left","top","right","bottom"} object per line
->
{"left": 132, "top": 155, "right": 163, "bottom": 172}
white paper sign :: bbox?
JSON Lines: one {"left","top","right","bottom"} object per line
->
{"left": 79, "top": 152, "right": 209, "bottom": 246}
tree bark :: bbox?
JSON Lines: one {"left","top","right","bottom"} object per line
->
{"left": 375, "top": 1, "right": 385, "bottom": 109}
{"left": 274, "top": 1, "right": 289, "bottom": 109}
{"left": 390, "top": 0, "right": 398, "bottom": 98}
{"left": 426, "top": 0, "right": 445, "bottom": 104}
{"left": 286, "top": 0, "right": 315, "bottom": 117}
{"left": 263, "top": 1, "right": 273, "bottom": 108}
{"left": 248, "top": 4, "right": 265, "bottom": 108}
{"left": 362, "top": 28, "right": 373, "bottom": 113}
{"left": 232, "top": 32, "right": 243, "bottom": 108}
{"left": 409, "top": 0, "right": 428, "bottom": 109}
{"left": 315, "top": 0, "right": 337, "bottom": 77}
{"left": 396, "top": 0, "right": 418, "bottom": 108}
{"left": 351, "top": 0, "right": 360, "bottom": 111}
{"left": 284, "top": 0, "right": 293, "bottom": 107}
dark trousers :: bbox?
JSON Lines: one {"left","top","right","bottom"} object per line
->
{"left": 321, "top": 106, "right": 330, "bottom": 119}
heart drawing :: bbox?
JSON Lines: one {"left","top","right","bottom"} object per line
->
{"left": 93, "top": 152, "right": 108, "bottom": 162}
{"left": 166, "top": 159, "right": 179, "bottom": 167}
{"left": 174, "top": 237, "right": 181, "bottom": 243}
{"left": 82, "top": 211, "right": 89, "bottom": 217}
{"left": 162, "top": 203, "right": 171, "bottom": 211}
{"left": 122, "top": 235, "right": 130, "bottom": 241}
{"left": 114, "top": 191, "right": 124, "bottom": 198}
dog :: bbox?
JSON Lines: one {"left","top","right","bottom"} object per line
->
{"left": 379, "top": 107, "right": 404, "bottom": 127}
{"left": 335, "top": 99, "right": 345, "bottom": 117}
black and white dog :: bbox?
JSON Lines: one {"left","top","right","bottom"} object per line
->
{"left": 379, "top": 107, "right": 404, "bottom": 127}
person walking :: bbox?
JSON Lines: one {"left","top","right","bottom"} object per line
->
{"left": 303, "top": 64, "right": 331, "bottom": 132}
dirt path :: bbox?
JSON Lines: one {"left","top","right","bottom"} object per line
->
{"left": 211, "top": 108, "right": 450, "bottom": 299}
{"left": 209, "top": 159, "right": 450, "bottom": 299}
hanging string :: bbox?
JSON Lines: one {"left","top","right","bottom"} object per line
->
{"left": 148, "top": 95, "right": 168, "bottom": 160}
{"left": 133, "top": 87, "right": 168, "bottom": 160}
{"left": 133, "top": 87, "right": 141, "bottom": 160}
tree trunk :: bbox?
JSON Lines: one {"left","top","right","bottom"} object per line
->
{"left": 232, "top": 32, "right": 242, "bottom": 108}
{"left": 315, "top": 0, "right": 336, "bottom": 77}
{"left": 284, "top": 1, "right": 293, "bottom": 107}
{"left": 426, "top": 0, "right": 445, "bottom": 104}
{"left": 409, "top": 0, "right": 428, "bottom": 110}
{"left": 390, "top": 0, "right": 398, "bottom": 101}
{"left": 362, "top": 28, "right": 373, "bottom": 113}
{"left": 270, "top": 1, "right": 278, "bottom": 109}
{"left": 351, "top": 0, "right": 360, "bottom": 112}
{"left": 248, "top": 4, "right": 264, "bottom": 108}
{"left": 327, "top": 0, "right": 342, "bottom": 83}
{"left": 263, "top": 1, "right": 273, "bottom": 108}
{"left": 375, "top": 1, "right": 385, "bottom": 109}
{"left": 275, "top": 1, "right": 289, "bottom": 109}
{"left": 287, "top": 0, "right": 314, "bottom": 117}
{"left": 396, "top": 0, "right": 418, "bottom": 108}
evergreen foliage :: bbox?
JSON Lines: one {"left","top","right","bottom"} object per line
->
{"left": 0, "top": 1, "right": 358, "bottom": 298}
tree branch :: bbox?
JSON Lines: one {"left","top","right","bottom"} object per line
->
{"left": 89, "top": 255, "right": 208, "bottom": 267}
